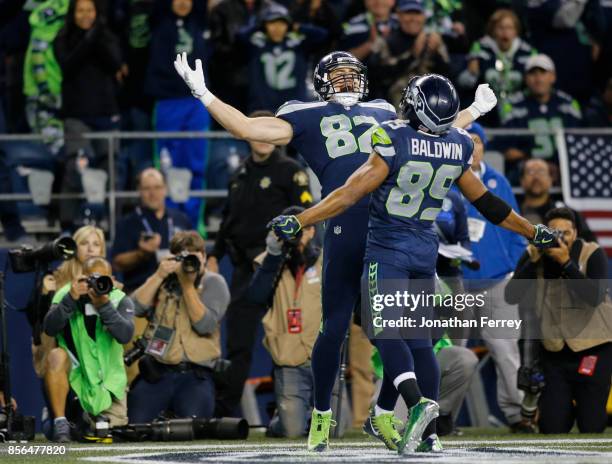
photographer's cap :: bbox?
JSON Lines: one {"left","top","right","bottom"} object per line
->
{"left": 525, "top": 54, "right": 555, "bottom": 73}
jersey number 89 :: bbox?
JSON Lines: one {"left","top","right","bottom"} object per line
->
{"left": 386, "top": 161, "right": 462, "bottom": 221}
{"left": 320, "top": 115, "right": 378, "bottom": 158}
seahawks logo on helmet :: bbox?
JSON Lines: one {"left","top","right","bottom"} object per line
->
{"left": 400, "top": 74, "right": 459, "bottom": 135}
{"left": 313, "top": 51, "right": 368, "bottom": 107}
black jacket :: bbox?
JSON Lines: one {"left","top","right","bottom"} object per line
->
{"left": 54, "top": 23, "right": 123, "bottom": 118}
{"left": 211, "top": 151, "right": 312, "bottom": 264}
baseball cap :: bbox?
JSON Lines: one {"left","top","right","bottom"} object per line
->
{"left": 397, "top": 0, "right": 424, "bottom": 13}
{"left": 261, "top": 3, "right": 291, "bottom": 23}
{"left": 525, "top": 54, "right": 556, "bottom": 73}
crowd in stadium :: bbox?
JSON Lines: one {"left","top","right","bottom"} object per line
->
{"left": 0, "top": 0, "right": 611, "bottom": 449}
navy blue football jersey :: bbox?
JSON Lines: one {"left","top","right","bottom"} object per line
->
{"left": 367, "top": 120, "right": 474, "bottom": 268}
{"left": 276, "top": 99, "right": 397, "bottom": 209}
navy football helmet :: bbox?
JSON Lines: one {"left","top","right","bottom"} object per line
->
{"left": 399, "top": 74, "right": 459, "bottom": 134}
{"left": 313, "top": 51, "right": 368, "bottom": 106}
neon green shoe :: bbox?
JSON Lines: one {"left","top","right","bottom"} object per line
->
{"left": 307, "top": 410, "right": 335, "bottom": 452}
{"left": 416, "top": 433, "right": 443, "bottom": 453}
{"left": 398, "top": 398, "right": 439, "bottom": 455}
{"left": 363, "top": 409, "right": 403, "bottom": 450}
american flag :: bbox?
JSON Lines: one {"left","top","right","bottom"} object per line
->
{"left": 558, "top": 132, "right": 612, "bottom": 255}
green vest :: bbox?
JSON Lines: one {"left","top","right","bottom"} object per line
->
{"left": 23, "top": 0, "right": 68, "bottom": 98}
{"left": 52, "top": 284, "right": 127, "bottom": 416}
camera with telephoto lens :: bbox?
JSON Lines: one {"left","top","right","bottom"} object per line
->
{"left": 173, "top": 251, "right": 201, "bottom": 273}
{"left": 111, "top": 417, "right": 249, "bottom": 442}
{"left": 86, "top": 273, "right": 114, "bottom": 296}
{"left": 8, "top": 237, "right": 77, "bottom": 273}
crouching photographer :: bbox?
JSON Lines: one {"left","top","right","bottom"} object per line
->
{"left": 128, "top": 231, "right": 230, "bottom": 423}
{"left": 248, "top": 206, "right": 323, "bottom": 438}
{"left": 43, "top": 256, "right": 135, "bottom": 442}
{"left": 506, "top": 207, "right": 612, "bottom": 434}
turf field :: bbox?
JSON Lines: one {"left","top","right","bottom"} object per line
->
{"left": 2, "top": 428, "right": 612, "bottom": 464}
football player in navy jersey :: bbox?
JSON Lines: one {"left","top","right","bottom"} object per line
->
{"left": 173, "top": 51, "right": 498, "bottom": 452}
{"left": 269, "top": 74, "right": 559, "bottom": 454}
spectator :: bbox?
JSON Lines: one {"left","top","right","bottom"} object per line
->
{"left": 23, "top": 0, "right": 69, "bottom": 155}
{"left": 584, "top": 76, "right": 612, "bottom": 127}
{"left": 209, "top": 111, "right": 313, "bottom": 417}
{"left": 368, "top": 0, "right": 449, "bottom": 104}
{"left": 44, "top": 254, "right": 134, "bottom": 442}
{"left": 461, "top": 122, "right": 530, "bottom": 432}
{"left": 54, "top": 0, "right": 125, "bottom": 231}
{"left": 458, "top": 9, "right": 536, "bottom": 126}
{"left": 339, "top": 0, "right": 398, "bottom": 62}
{"left": 506, "top": 207, "right": 612, "bottom": 434}
{"left": 239, "top": 3, "right": 328, "bottom": 113}
{"left": 248, "top": 209, "right": 322, "bottom": 438}
{"left": 208, "top": 0, "right": 265, "bottom": 114}
{"left": 115, "top": 0, "right": 157, "bottom": 190}
{"left": 144, "top": 0, "right": 210, "bottom": 229}
{"left": 128, "top": 231, "right": 230, "bottom": 422}
{"left": 112, "top": 168, "right": 192, "bottom": 293}
{"left": 0, "top": 148, "right": 27, "bottom": 244}
{"left": 290, "top": 0, "right": 342, "bottom": 55}
{"left": 527, "top": 0, "right": 605, "bottom": 105}
{"left": 519, "top": 158, "right": 596, "bottom": 242}
{"left": 500, "top": 54, "right": 582, "bottom": 184}
{"left": 422, "top": 0, "right": 468, "bottom": 55}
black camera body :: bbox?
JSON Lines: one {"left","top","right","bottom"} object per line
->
{"left": 86, "top": 273, "right": 114, "bottom": 296}
{"left": 9, "top": 237, "right": 77, "bottom": 273}
{"left": 517, "top": 365, "right": 546, "bottom": 394}
{"left": 173, "top": 251, "right": 200, "bottom": 274}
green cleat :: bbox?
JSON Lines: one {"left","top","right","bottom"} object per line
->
{"left": 363, "top": 409, "right": 403, "bottom": 450}
{"left": 416, "top": 433, "right": 443, "bottom": 453}
{"left": 398, "top": 398, "right": 439, "bottom": 455}
{"left": 307, "top": 410, "right": 335, "bottom": 452}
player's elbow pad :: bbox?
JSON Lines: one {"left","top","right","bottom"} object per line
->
{"left": 471, "top": 191, "right": 512, "bottom": 225}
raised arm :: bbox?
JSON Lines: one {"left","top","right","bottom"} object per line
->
{"left": 455, "top": 167, "right": 561, "bottom": 247}
{"left": 269, "top": 152, "right": 389, "bottom": 240}
{"left": 453, "top": 84, "right": 497, "bottom": 129}
{"left": 174, "top": 52, "right": 293, "bottom": 145}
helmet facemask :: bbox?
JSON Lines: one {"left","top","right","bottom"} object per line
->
{"left": 314, "top": 53, "right": 369, "bottom": 106}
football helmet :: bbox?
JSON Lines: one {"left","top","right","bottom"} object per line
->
{"left": 313, "top": 51, "right": 368, "bottom": 106}
{"left": 400, "top": 74, "right": 459, "bottom": 134}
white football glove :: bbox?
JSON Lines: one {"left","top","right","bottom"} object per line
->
{"left": 468, "top": 84, "right": 497, "bottom": 119}
{"left": 173, "top": 52, "right": 215, "bottom": 106}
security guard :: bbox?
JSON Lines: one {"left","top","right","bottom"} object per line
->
{"left": 208, "top": 110, "right": 312, "bottom": 416}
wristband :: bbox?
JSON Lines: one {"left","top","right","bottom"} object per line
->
{"left": 196, "top": 90, "right": 216, "bottom": 107}
{"left": 467, "top": 104, "right": 481, "bottom": 120}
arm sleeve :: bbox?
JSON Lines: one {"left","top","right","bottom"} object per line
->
{"left": 192, "top": 274, "right": 231, "bottom": 335}
{"left": 298, "top": 23, "right": 329, "bottom": 47}
{"left": 247, "top": 253, "right": 284, "bottom": 305}
{"left": 562, "top": 246, "right": 608, "bottom": 307}
{"left": 131, "top": 297, "right": 154, "bottom": 318}
{"left": 43, "top": 293, "right": 78, "bottom": 337}
{"left": 504, "top": 252, "right": 538, "bottom": 305}
{"left": 97, "top": 296, "right": 135, "bottom": 344}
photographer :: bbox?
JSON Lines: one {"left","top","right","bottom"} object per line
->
{"left": 112, "top": 168, "right": 192, "bottom": 293}
{"left": 506, "top": 207, "right": 612, "bottom": 434}
{"left": 43, "top": 256, "right": 134, "bottom": 442}
{"left": 248, "top": 206, "right": 322, "bottom": 438}
{"left": 128, "top": 231, "right": 230, "bottom": 423}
